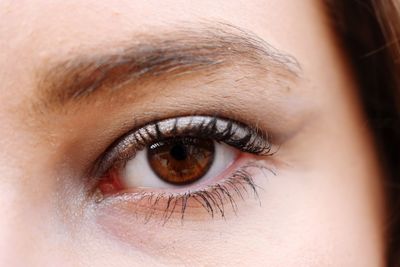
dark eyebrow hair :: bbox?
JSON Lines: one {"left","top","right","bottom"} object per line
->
{"left": 37, "top": 23, "right": 300, "bottom": 109}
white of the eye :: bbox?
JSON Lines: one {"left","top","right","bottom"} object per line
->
{"left": 121, "top": 141, "right": 237, "bottom": 189}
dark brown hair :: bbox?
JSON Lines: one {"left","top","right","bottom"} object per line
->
{"left": 326, "top": 1, "right": 400, "bottom": 266}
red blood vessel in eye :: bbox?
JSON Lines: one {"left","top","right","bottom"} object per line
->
{"left": 98, "top": 168, "right": 124, "bottom": 195}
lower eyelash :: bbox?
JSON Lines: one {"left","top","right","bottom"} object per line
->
{"left": 94, "top": 163, "right": 276, "bottom": 225}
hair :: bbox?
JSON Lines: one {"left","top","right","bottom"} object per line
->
{"left": 325, "top": 1, "right": 400, "bottom": 266}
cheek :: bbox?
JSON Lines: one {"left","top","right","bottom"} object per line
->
{"left": 90, "top": 160, "right": 383, "bottom": 267}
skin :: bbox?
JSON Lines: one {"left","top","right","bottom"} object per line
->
{"left": 0, "top": 0, "right": 385, "bottom": 266}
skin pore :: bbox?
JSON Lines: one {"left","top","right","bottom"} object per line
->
{"left": 0, "top": 1, "right": 386, "bottom": 266}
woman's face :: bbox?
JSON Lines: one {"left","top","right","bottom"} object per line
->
{"left": 0, "top": 0, "right": 386, "bottom": 266}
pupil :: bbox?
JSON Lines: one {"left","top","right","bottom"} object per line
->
{"left": 170, "top": 143, "right": 187, "bottom": 161}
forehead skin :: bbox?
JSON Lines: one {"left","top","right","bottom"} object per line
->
{"left": 0, "top": 1, "right": 385, "bottom": 267}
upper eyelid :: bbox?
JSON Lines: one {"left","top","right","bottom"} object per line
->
{"left": 93, "top": 115, "right": 271, "bottom": 177}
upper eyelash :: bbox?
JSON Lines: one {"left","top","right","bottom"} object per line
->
{"left": 95, "top": 115, "right": 273, "bottom": 176}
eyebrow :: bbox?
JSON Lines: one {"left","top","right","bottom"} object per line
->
{"left": 37, "top": 23, "right": 301, "bottom": 109}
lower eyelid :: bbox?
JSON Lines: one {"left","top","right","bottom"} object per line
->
{"left": 93, "top": 155, "right": 275, "bottom": 224}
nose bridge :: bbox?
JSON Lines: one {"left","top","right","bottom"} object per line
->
{"left": 0, "top": 33, "right": 67, "bottom": 267}
{"left": 0, "top": 158, "right": 84, "bottom": 267}
{"left": 0, "top": 179, "right": 36, "bottom": 266}
{"left": 0, "top": 175, "right": 52, "bottom": 266}
{"left": 0, "top": 102, "right": 64, "bottom": 266}
{"left": 0, "top": 160, "right": 55, "bottom": 267}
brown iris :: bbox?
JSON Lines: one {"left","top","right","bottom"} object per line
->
{"left": 147, "top": 137, "right": 215, "bottom": 185}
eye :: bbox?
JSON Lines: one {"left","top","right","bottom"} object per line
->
{"left": 94, "top": 116, "right": 274, "bottom": 221}
{"left": 122, "top": 137, "right": 237, "bottom": 188}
